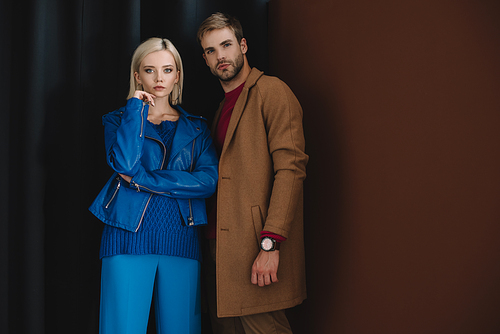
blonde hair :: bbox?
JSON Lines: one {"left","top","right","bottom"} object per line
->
{"left": 127, "top": 37, "right": 184, "bottom": 105}
{"left": 197, "top": 12, "right": 244, "bottom": 46}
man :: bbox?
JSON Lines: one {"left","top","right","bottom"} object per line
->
{"left": 197, "top": 12, "right": 308, "bottom": 334}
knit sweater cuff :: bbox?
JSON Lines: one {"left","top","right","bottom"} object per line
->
{"left": 260, "top": 231, "right": 286, "bottom": 243}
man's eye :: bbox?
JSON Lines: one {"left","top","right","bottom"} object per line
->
{"left": 206, "top": 50, "right": 213, "bottom": 55}
{"left": 224, "top": 43, "right": 231, "bottom": 47}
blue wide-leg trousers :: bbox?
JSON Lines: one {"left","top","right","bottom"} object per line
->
{"left": 99, "top": 254, "right": 201, "bottom": 334}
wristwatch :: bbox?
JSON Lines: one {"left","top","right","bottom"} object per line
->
{"left": 260, "top": 236, "right": 280, "bottom": 252}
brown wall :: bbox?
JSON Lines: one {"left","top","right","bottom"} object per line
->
{"left": 268, "top": 1, "right": 500, "bottom": 333}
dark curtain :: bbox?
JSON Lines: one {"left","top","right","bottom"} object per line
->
{"left": 1, "top": 1, "right": 268, "bottom": 333}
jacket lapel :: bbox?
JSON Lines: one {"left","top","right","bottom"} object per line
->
{"left": 144, "top": 122, "right": 162, "bottom": 142}
{"left": 169, "top": 108, "right": 201, "bottom": 160}
{"left": 143, "top": 106, "right": 200, "bottom": 162}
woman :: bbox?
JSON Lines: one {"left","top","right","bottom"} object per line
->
{"left": 89, "top": 37, "right": 218, "bottom": 333}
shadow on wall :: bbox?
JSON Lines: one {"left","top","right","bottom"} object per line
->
{"left": 287, "top": 92, "right": 347, "bottom": 334}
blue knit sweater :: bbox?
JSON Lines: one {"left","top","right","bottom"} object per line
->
{"left": 99, "top": 120, "right": 201, "bottom": 261}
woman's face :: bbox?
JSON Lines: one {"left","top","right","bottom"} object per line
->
{"left": 134, "top": 50, "right": 179, "bottom": 99}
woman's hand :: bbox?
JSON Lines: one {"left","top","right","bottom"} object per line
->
{"left": 119, "top": 173, "right": 132, "bottom": 183}
{"left": 133, "top": 90, "right": 156, "bottom": 107}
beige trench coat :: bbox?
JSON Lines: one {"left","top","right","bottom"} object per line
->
{"left": 213, "top": 68, "right": 308, "bottom": 317}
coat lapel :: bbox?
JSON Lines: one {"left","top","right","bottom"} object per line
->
{"left": 219, "top": 68, "right": 264, "bottom": 158}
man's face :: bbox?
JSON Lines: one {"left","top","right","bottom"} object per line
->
{"left": 201, "top": 28, "right": 247, "bottom": 82}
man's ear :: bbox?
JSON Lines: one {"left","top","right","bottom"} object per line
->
{"left": 202, "top": 53, "right": 209, "bottom": 66}
{"left": 240, "top": 38, "right": 248, "bottom": 54}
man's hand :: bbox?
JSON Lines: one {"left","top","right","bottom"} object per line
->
{"left": 251, "top": 249, "right": 280, "bottom": 287}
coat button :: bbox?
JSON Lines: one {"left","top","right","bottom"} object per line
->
{"left": 196, "top": 127, "right": 200, "bottom": 131}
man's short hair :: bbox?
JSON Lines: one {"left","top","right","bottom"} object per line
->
{"left": 197, "top": 12, "right": 244, "bottom": 46}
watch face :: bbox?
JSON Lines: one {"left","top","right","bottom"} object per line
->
{"left": 261, "top": 238, "right": 273, "bottom": 251}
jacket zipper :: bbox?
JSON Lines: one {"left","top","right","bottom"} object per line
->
{"left": 130, "top": 135, "right": 167, "bottom": 194}
{"left": 131, "top": 134, "right": 197, "bottom": 228}
{"left": 187, "top": 139, "right": 195, "bottom": 226}
{"left": 139, "top": 103, "right": 145, "bottom": 138}
{"left": 105, "top": 177, "right": 121, "bottom": 209}
{"left": 132, "top": 135, "right": 166, "bottom": 231}
{"left": 131, "top": 182, "right": 171, "bottom": 195}
{"left": 135, "top": 194, "right": 152, "bottom": 232}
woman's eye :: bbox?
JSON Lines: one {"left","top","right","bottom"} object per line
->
{"left": 164, "top": 69, "right": 172, "bottom": 73}
{"left": 145, "top": 69, "right": 153, "bottom": 73}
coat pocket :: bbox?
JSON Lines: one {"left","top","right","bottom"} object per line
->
{"left": 251, "top": 205, "right": 263, "bottom": 247}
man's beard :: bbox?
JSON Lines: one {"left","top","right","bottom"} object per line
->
{"left": 211, "top": 53, "right": 244, "bottom": 82}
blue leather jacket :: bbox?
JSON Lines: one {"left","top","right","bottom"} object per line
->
{"left": 89, "top": 98, "right": 218, "bottom": 232}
